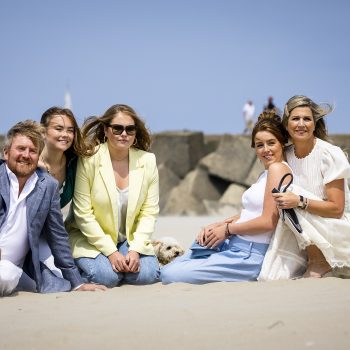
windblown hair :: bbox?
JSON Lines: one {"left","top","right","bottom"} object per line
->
{"left": 251, "top": 111, "right": 289, "bottom": 148}
{"left": 41, "top": 107, "right": 90, "bottom": 158}
{"left": 82, "top": 104, "right": 151, "bottom": 155}
{"left": 4, "top": 120, "right": 45, "bottom": 154}
{"left": 282, "top": 95, "right": 333, "bottom": 141}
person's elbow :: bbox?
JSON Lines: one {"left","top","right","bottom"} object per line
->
{"left": 321, "top": 205, "right": 344, "bottom": 219}
{"left": 261, "top": 214, "right": 279, "bottom": 231}
{"left": 331, "top": 207, "right": 344, "bottom": 219}
{"left": 329, "top": 200, "right": 345, "bottom": 219}
{"left": 266, "top": 221, "right": 277, "bottom": 231}
{"left": 260, "top": 218, "right": 277, "bottom": 232}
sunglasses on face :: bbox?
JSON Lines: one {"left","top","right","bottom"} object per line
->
{"left": 107, "top": 124, "right": 137, "bottom": 135}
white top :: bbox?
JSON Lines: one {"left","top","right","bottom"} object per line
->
{"left": 236, "top": 170, "right": 274, "bottom": 244}
{"left": 242, "top": 102, "right": 255, "bottom": 123}
{"left": 286, "top": 138, "right": 350, "bottom": 212}
{"left": 116, "top": 187, "right": 129, "bottom": 243}
{"left": 0, "top": 165, "right": 38, "bottom": 267}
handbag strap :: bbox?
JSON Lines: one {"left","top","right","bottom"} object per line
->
{"left": 277, "top": 173, "right": 293, "bottom": 193}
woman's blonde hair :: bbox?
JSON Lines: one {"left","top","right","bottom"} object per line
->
{"left": 282, "top": 95, "right": 333, "bottom": 141}
{"left": 4, "top": 120, "right": 45, "bottom": 154}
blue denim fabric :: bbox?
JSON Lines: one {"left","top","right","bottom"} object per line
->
{"left": 75, "top": 241, "right": 160, "bottom": 288}
{"left": 161, "top": 236, "right": 269, "bottom": 284}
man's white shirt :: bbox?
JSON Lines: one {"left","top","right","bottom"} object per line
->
{"left": 0, "top": 165, "right": 38, "bottom": 267}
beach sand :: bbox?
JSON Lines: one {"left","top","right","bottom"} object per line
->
{"left": 1, "top": 216, "right": 350, "bottom": 350}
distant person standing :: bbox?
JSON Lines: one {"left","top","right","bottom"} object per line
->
{"left": 242, "top": 100, "right": 255, "bottom": 134}
{"left": 264, "top": 96, "right": 277, "bottom": 114}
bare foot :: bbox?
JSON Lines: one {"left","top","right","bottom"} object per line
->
{"left": 303, "top": 264, "right": 332, "bottom": 278}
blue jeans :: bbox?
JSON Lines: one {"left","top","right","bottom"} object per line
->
{"left": 75, "top": 241, "right": 160, "bottom": 288}
{"left": 161, "top": 236, "right": 269, "bottom": 284}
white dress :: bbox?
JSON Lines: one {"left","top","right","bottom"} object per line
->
{"left": 286, "top": 138, "right": 350, "bottom": 269}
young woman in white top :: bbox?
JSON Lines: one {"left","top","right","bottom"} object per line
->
{"left": 161, "top": 113, "right": 290, "bottom": 284}
{"left": 272, "top": 95, "right": 350, "bottom": 278}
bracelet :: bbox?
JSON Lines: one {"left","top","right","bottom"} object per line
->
{"left": 225, "top": 223, "right": 231, "bottom": 238}
{"left": 304, "top": 198, "right": 309, "bottom": 210}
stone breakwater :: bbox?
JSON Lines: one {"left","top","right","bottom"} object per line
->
{"left": 1, "top": 133, "right": 349, "bottom": 216}
{"left": 151, "top": 132, "right": 350, "bottom": 216}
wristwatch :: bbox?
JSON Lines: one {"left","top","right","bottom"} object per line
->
{"left": 298, "top": 195, "right": 307, "bottom": 209}
{"left": 297, "top": 195, "right": 304, "bottom": 208}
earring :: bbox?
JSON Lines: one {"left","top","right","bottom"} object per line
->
{"left": 133, "top": 138, "right": 138, "bottom": 146}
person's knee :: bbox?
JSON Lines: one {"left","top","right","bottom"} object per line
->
{"left": 126, "top": 256, "right": 160, "bottom": 285}
{"left": 76, "top": 257, "right": 121, "bottom": 288}
{"left": 93, "top": 269, "right": 121, "bottom": 288}
{"left": 133, "top": 270, "right": 159, "bottom": 285}
{"left": 0, "top": 260, "right": 23, "bottom": 296}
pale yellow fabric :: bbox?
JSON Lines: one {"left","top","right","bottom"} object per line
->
{"left": 66, "top": 144, "right": 159, "bottom": 258}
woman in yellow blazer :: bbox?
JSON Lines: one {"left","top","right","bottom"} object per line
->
{"left": 66, "top": 104, "right": 160, "bottom": 287}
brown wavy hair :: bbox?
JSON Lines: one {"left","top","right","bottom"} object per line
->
{"left": 82, "top": 104, "right": 151, "bottom": 155}
{"left": 251, "top": 111, "right": 289, "bottom": 148}
{"left": 41, "top": 107, "right": 90, "bottom": 158}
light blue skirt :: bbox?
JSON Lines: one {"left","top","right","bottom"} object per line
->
{"left": 161, "top": 236, "right": 269, "bottom": 284}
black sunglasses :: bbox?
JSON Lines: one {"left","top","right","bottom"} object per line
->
{"left": 108, "top": 124, "right": 137, "bottom": 135}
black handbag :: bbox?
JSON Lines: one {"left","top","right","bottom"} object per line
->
{"left": 272, "top": 173, "right": 303, "bottom": 234}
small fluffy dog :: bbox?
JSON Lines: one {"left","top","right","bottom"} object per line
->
{"left": 152, "top": 237, "right": 185, "bottom": 266}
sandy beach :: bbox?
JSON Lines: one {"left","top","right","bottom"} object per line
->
{"left": 1, "top": 216, "right": 350, "bottom": 350}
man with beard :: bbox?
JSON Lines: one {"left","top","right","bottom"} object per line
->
{"left": 0, "top": 120, "right": 106, "bottom": 296}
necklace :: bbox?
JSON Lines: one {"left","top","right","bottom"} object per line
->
{"left": 113, "top": 154, "right": 129, "bottom": 162}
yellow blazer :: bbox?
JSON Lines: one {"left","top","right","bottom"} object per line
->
{"left": 66, "top": 143, "right": 159, "bottom": 258}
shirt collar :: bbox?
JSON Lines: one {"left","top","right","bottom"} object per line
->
{"left": 5, "top": 164, "right": 39, "bottom": 196}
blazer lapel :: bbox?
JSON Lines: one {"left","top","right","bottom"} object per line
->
{"left": 0, "top": 164, "right": 10, "bottom": 227}
{"left": 127, "top": 148, "right": 145, "bottom": 224}
{"left": 26, "top": 175, "right": 46, "bottom": 226}
{"left": 98, "top": 144, "right": 119, "bottom": 220}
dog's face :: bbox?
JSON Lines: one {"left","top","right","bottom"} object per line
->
{"left": 152, "top": 237, "right": 185, "bottom": 266}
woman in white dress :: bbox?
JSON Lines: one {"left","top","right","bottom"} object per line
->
{"left": 272, "top": 95, "right": 350, "bottom": 278}
{"left": 161, "top": 113, "right": 290, "bottom": 284}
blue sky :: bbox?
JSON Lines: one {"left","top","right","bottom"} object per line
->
{"left": 1, "top": 0, "right": 349, "bottom": 135}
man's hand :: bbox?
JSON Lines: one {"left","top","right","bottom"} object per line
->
{"left": 125, "top": 250, "right": 140, "bottom": 273}
{"left": 75, "top": 283, "right": 107, "bottom": 291}
{"left": 108, "top": 251, "right": 129, "bottom": 272}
